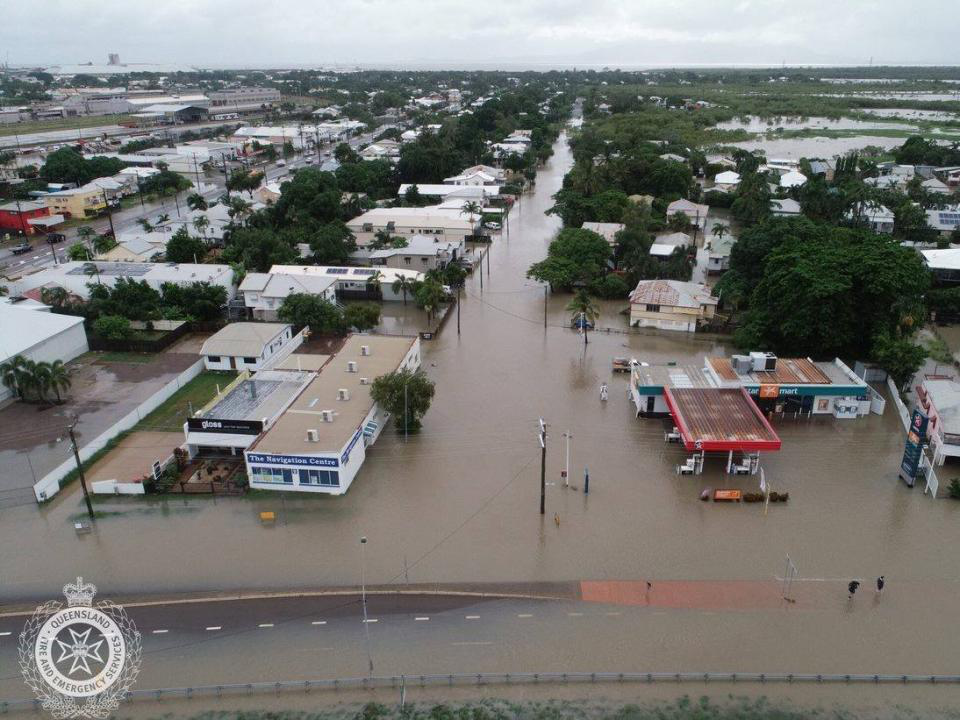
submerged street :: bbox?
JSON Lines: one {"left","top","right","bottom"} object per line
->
{"left": 1, "top": 131, "right": 959, "bottom": 705}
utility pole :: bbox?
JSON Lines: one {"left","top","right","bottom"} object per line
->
{"left": 544, "top": 286, "right": 548, "bottom": 329}
{"left": 136, "top": 174, "right": 146, "bottom": 212}
{"left": 562, "top": 431, "right": 572, "bottom": 487}
{"left": 101, "top": 191, "right": 115, "bottom": 236}
{"left": 403, "top": 381, "right": 408, "bottom": 444}
{"left": 359, "top": 536, "right": 374, "bottom": 675}
{"left": 456, "top": 283, "right": 461, "bottom": 335}
{"left": 68, "top": 420, "right": 94, "bottom": 521}
{"left": 479, "top": 251, "right": 483, "bottom": 291}
{"left": 538, "top": 418, "right": 547, "bottom": 515}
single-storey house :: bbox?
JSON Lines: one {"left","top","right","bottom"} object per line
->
{"left": 770, "top": 198, "right": 802, "bottom": 217}
{"left": 712, "top": 170, "right": 741, "bottom": 192}
{"left": 666, "top": 199, "right": 709, "bottom": 229}
{"left": 200, "top": 322, "right": 294, "bottom": 371}
{"left": 581, "top": 222, "right": 625, "bottom": 247}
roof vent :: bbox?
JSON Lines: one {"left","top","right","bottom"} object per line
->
{"left": 321, "top": 410, "right": 334, "bottom": 423}
{"left": 360, "top": 345, "right": 370, "bottom": 356}
{"left": 306, "top": 429, "right": 319, "bottom": 442}
{"left": 347, "top": 361, "right": 358, "bottom": 372}
{"left": 337, "top": 388, "right": 350, "bottom": 401}
{"left": 360, "top": 377, "right": 370, "bottom": 385}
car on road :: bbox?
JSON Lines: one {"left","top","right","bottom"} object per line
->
{"left": 571, "top": 315, "right": 594, "bottom": 330}
{"left": 304, "top": 157, "right": 314, "bottom": 164}
{"left": 484, "top": 221, "right": 502, "bottom": 231}
{"left": 276, "top": 159, "right": 286, "bottom": 167}
{"left": 44, "top": 233, "right": 66, "bottom": 244}
{"left": 11, "top": 242, "right": 33, "bottom": 256}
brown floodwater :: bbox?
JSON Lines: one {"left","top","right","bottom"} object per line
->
{"left": 2, "top": 134, "right": 960, "bottom": 700}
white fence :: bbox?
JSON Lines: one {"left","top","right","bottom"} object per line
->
{"left": 32, "top": 359, "right": 204, "bottom": 502}
{"left": 886, "top": 377, "right": 911, "bottom": 431}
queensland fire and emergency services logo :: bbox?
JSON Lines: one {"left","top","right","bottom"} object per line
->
{"left": 19, "top": 578, "right": 141, "bottom": 719}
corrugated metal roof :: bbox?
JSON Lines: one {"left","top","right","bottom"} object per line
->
{"left": 664, "top": 387, "right": 782, "bottom": 452}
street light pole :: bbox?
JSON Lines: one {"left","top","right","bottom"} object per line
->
{"left": 563, "top": 431, "right": 572, "bottom": 487}
{"left": 403, "top": 381, "right": 408, "bottom": 444}
{"left": 539, "top": 418, "right": 547, "bottom": 515}
{"left": 359, "top": 536, "right": 373, "bottom": 675}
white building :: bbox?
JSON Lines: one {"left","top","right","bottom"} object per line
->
{"left": 712, "top": 170, "right": 741, "bottom": 192}
{"left": 268, "top": 265, "right": 424, "bottom": 302}
{"left": 208, "top": 87, "right": 281, "bottom": 111}
{"left": 397, "top": 184, "right": 499, "bottom": 201}
{"left": 238, "top": 273, "right": 338, "bottom": 320}
{"left": 10, "top": 262, "right": 235, "bottom": 301}
{"left": 847, "top": 202, "right": 895, "bottom": 234}
{"left": 581, "top": 222, "right": 625, "bottom": 247}
{"left": 650, "top": 232, "right": 691, "bottom": 257}
{"left": 0, "top": 302, "right": 88, "bottom": 403}
{"left": 200, "top": 322, "right": 294, "bottom": 372}
{"left": 244, "top": 334, "right": 421, "bottom": 494}
{"left": 359, "top": 235, "right": 463, "bottom": 272}
{"left": 629, "top": 279, "right": 718, "bottom": 333}
{"left": 779, "top": 170, "right": 808, "bottom": 189}
{"left": 443, "top": 165, "right": 506, "bottom": 186}
{"left": 346, "top": 207, "right": 475, "bottom": 247}
{"left": 770, "top": 198, "right": 802, "bottom": 217}
{"left": 925, "top": 207, "right": 960, "bottom": 237}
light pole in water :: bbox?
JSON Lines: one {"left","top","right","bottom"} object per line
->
{"left": 360, "top": 536, "right": 373, "bottom": 675}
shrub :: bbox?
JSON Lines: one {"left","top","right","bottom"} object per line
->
{"left": 93, "top": 314, "right": 132, "bottom": 340}
{"left": 588, "top": 274, "right": 630, "bottom": 299}
{"left": 949, "top": 478, "right": 960, "bottom": 500}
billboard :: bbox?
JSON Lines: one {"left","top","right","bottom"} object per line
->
{"left": 188, "top": 418, "right": 263, "bottom": 435}
{"left": 898, "top": 409, "right": 929, "bottom": 487}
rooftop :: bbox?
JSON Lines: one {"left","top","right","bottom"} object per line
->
{"left": 347, "top": 207, "right": 474, "bottom": 230}
{"left": 270, "top": 264, "right": 425, "bottom": 284}
{"left": 0, "top": 304, "right": 85, "bottom": 364}
{"left": 707, "top": 356, "right": 833, "bottom": 385}
{"left": 922, "top": 248, "right": 960, "bottom": 271}
{"left": 204, "top": 370, "right": 312, "bottom": 422}
{"left": 252, "top": 335, "right": 417, "bottom": 455}
{"left": 200, "top": 322, "right": 291, "bottom": 358}
{"left": 629, "top": 280, "right": 718, "bottom": 309}
{"left": 664, "top": 387, "right": 782, "bottom": 452}
{"left": 925, "top": 379, "right": 960, "bottom": 435}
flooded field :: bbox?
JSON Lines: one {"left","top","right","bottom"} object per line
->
{"left": 864, "top": 108, "right": 960, "bottom": 122}
{"left": 726, "top": 134, "right": 903, "bottom": 159}
{"left": 715, "top": 115, "right": 919, "bottom": 133}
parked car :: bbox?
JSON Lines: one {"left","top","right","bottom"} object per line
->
{"left": 276, "top": 159, "right": 286, "bottom": 167}
{"left": 571, "top": 315, "right": 594, "bottom": 330}
{"left": 11, "top": 242, "right": 33, "bottom": 256}
{"left": 45, "top": 233, "right": 66, "bottom": 244}
{"left": 483, "top": 221, "right": 501, "bottom": 231}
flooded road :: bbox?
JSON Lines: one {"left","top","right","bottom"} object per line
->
{"left": 1, "top": 132, "right": 960, "bottom": 693}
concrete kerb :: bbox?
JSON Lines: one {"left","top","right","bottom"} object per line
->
{"left": 0, "top": 584, "right": 580, "bottom": 618}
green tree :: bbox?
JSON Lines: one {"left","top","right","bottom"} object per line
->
{"left": 414, "top": 279, "right": 447, "bottom": 322}
{"left": 309, "top": 221, "right": 356, "bottom": 265}
{"left": 343, "top": 303, "right": 381, "bottom": 332}
{"left": 92, "top": 234, "right": 117, "bottom": 254}
{"left": 192, "top": 215, "right": 210, "bottom": 241}
{"left": 334, "top": 142, "right": 359, "bottom": 164}
{"left": 282, "top": 140, "right": 295, "bottom": 158}
{"left": 460, "top": 200, "right": 482, "bottom": 231}
{"left": 566, "top": 289, "right": 600, "bottom": 343}
{"left": 391, "top": 275, "right": 416, "bottom": 305}
{"left": 369, "top": 368, "right": 436, "bottom": 433}
{"left": 186, "top": 193, "right": 208, "bottom": 211}
{"left": 711, "top": 223, "right": 730, "bottom": 241}
{"left": 527, "top": 228, "right": 612, "bottom": 291}
{"left": 730, "top": 172, "right": 771, "bottom": 226}
{"left": 222, "top": 227, "right": 299, "bottom": 272}
{"left": 278, "top": 293, "right": 346, "bottom": 335}
{"left": 872, "top": 331, "right": 927, "bottom": 392}
{"left": 159, "top": 281, "right": 227, "bottom": 321}
{"left": 40, "top": 286, "right": 68, "bottom": 308}
{"left": 667, "top": 212, "right": 691, "bottom": 232}
{"left": 67, "top": 243, "right": 93, "bottom": 261}
{"left": 44, "top": 360, "right": 71, "bottom": 403}
{"left": 0, "top": 355, "right": 28, "bottom": 400}
{"left": 165, "top": 227, "right": 207, "bottom": 264}
{"left": 93, "top": 314, "right": 133, "bottom": 340}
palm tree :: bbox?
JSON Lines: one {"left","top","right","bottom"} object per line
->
{"left": 45, "top": 360, "right": 71, "bottom": 404}
{"left": 156, "top": 213, "right": 171, "bottom": 228}
{"left": 82, "top": 262, "right": 101, "bottom": 286}
{"left": 30, "top": 360, "right": 51, "bottom": 404}
{"left": 136, "top": 218, "right": 154, "bottom": 234}
{"left": 460, "top": 201, "right": 482, "bottom": 234}
{"left": 228, "top": 197, "right": 252, "bottom": 226}
{"left": 0, "top": 355, "right": 28, "bottom": 400}
{"left": 566, "top": 289, "right": 600, "bottom": 344}
{"left": 93, "top": 234, "right": 117, "bottom": 255}
{"left": 391, "top": 275, "right": 415, "bottom": 305}
{"left": 67, "top": 243, "right": 93, "bottom": 261}
{"left": 186, "top": 193, "right": 208, "bottom": 212}
{"left": 365, "top": 270, "right": 384, "bottom": 295}
{"left": 711, "top": 223, "right": 730, "bottom": 242}
{"left": 193, "top": 215, "right": 210, "bottom": 242}
{"left": 40, "top": 286, "right": 68, "bottom": 308}
{"left": 76, "top": 225, "right": 95, "bottom": 253}
{"left": 0, "top": 285, "right": 8, "bottom": 297}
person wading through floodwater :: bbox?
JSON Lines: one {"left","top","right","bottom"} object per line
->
{"left": 848, "top": 580, "right": 860, "bottom": 599}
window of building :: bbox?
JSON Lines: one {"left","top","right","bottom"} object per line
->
{"left": 250, "top": 466, "right": 294, "bottom": 484}
{"left": 298, "top": 468, "right": 340, "bottom": 487}
{"left": 645, "top": 304, "right": 661, "bottom": 313}
{"left": 421, "top": 257, "right": 429, "bottom": 264}
{"left": 404, "top": 257, "right": 411, "bottom": 265}
{"left": 207, "top": 355, "right": 221, "bottom": 362}
{"left": 244, "top": 357, "right": 257, "bottom": 364}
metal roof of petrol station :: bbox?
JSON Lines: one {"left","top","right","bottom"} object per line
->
{"left": 663, "top": 387, "right": 782, "bottom": 453}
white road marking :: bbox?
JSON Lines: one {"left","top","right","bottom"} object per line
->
{"left": 258, "top": 623, "right": 274, "bottom": 628}
{"left": 452, "top": 641, "right": 492, "bottom": 646}
{"left": 205, "top": 626, "right": 222, "bottom": 631}
{"left": 567, "top": 612, "right": 583, "bottom": 617}
{"left": 0, "top": 631, "right": 11, "bottom": 636}
{"left": 363, "top": 618, "right": 378, "bottom": 623}
{"left": 605, "top": 611, "right": 621, "bottom": 616}
{"left": 152, "top": 629, "right": 168, "bottom": 634}
{"left": 311, "top": 621, "right": 327, "bottom": 625}
{"left": 517, "top": 613, "right": 533, "bottom": 618}
{"left": 465, "top": 615, "right": 480, "bottom": 620}
{"left": 414, "top": 616, "right": 430, "bottom": 621}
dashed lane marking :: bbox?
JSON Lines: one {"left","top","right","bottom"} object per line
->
{"left": 0, "top": 632, "right": 11, "bottom": 637}
{"left": 451, "top": 641, "right": 492, "bottom": 646}
{"left": 517, "top": 613, "right": 534, "bottom": 618}
{"left": 205, "top": 626, "right": 222, "bottom": 631}
{"left": 567, "top": 612, "right": 583, "bottom": 617}
{"left": 465, "top": 615, "right": 480, "bottom": 620}
{"left": 363, "top": 618, "right": 378, "bottom": 623}
{"left": 311, "top": 621, "right": 327, "bottom": 625}
{"left": 258, "top": 623, "right": 274, "bottom": 628}
{"left": 152, "top": 629, "right": 168, "bottom": 634}
{"left": 605, "top": 611, "right": 622, "bottom": 616}
{"left": 415, "top": 617, "right": 430, "bottom": 621}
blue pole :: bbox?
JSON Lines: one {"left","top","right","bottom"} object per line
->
{"left": 584, "top": 467, "right": 589, "bottom": 494}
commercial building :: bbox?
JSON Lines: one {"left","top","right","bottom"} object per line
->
{"left": 630, "top": 353, "right": 872, "bottom": 421}
{"left": 268, "top": 265, "right": 424, "bottom": 302}
{"left": 443, "top": 165, "right": 506, "bottom": 186}
{"left": 0, "top": 301, "right": 88, "bottom": 403}
{"left": 132, "top": 104, "right": 209, "bottom": 124}
{"left": 360, "top": 235, "right": 463, "bottom": 272}
{"left": 917, "top": 379, "right": 960, "bottom": 466}
{"left": 208, "top": 87, "right": 281, "bottom": 111}
{"left": 397, "top": 184, "right": 499, "bottom": 201}
{"left": 0, "top": 200, "right": 51, "bottom": 235}
{"left": 11, "top": 262, "right": 235, "bottom": 301}
{"left": 629, "top": 279, "right": 717, "bottom": 333}
{"left": 238, "top": 273, "right": 338, "bottom": 320}
{"left": 42, "top": 184, "right": 107, "bottom": 220}
{"left": 243, "top": 335, "right": 421, "bottom": 494}
{"left": 200, "top": 322, "right": 294, "bottom": 371}
{"left": 346, "top": 207, "right": 475, "bottom": 247}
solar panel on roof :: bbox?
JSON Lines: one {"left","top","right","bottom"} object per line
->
{"left": 326, "top": 268, "right": 349, "bottom": 275}
{"left": 66, "top": 263, "right": 151, "bottom": 276}
{"left": 352, "top": 269, "right": 376, "bottom": 276}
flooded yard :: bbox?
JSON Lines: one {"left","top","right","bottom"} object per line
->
{"left": 726, "top": 134, "right": 904, "bottom": 160}
{"left": 716, "top": 115, "right": 920, "bottom": 133}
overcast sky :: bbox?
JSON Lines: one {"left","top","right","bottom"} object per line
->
{"left": 4, "top": 0, "right": 959, "bottom": 70}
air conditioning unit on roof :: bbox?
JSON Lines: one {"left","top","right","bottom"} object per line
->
{"left": 337, "top": 388, "right": 350, "bottom": 401}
